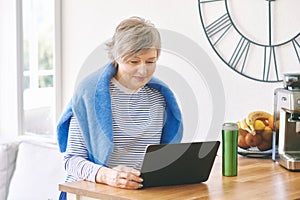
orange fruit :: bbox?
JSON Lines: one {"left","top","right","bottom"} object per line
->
{"left": 257, "top": 140, "right": 272, "bottom": 151}
{"left": 238, "top": 134, "right": 250, "bottom": 149}
{"left": 238, "top": 128, "right": 248, "bottom": 137}
{"left": 245, "top": 133, "right": 262, "bottom": 147}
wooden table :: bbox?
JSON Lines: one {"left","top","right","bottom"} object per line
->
{"left": 59, "top": 156, "right": 300, "bottom": 200}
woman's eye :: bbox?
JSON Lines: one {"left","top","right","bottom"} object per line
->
{"left": 130, "top": 60, "right": 139, "bottom": 64}
{"left": 146, "top": 61, "right": 156, "bottom": 64}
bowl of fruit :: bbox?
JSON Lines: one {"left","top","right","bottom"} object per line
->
{"left": 237, "top": 111, "right": 279, "bottom": 157}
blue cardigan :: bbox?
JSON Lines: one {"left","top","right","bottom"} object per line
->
{"left": 57, "top": 63, "right": 183, "bottom": 165}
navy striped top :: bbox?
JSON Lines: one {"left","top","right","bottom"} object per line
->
{"left": 64, "top": 78, "right": 165, "bottom": 182}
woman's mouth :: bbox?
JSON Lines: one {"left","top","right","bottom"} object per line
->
{"left": 133, "top": 76, "right": 146, "bottom": 82}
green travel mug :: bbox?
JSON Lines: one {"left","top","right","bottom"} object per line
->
{"left": 222, "top": 122, "right": 238, "bottom": 176}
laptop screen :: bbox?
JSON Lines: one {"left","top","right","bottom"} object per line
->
{"left": 140, "top": 141, "right": 220, "bottom": 188}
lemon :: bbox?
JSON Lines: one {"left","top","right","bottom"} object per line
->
{"left": 264, "top": 126, "right": 272, "bottom": 131}
{"left": 237, "top": 121, "right": 241, "bottom": 129}
{"left": 262, "top": 126, "right": 273, "bottom": 141}
{"left": 254, "top": 120, "right": 265, "bottom": 131}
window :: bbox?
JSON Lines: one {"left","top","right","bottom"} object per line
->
{"left": 17, "top": 0, "right": 61, "bottom": 138}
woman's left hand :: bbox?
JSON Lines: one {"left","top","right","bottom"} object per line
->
{"left": 96, "top": 165, "right": 143, "bottom": 189}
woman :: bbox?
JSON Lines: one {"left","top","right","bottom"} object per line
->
{"left": 57, "top": 16, "right": 183, "bottom": 199}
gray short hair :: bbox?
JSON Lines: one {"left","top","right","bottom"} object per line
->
{"left": 106, "top": 17, "right": 161, "bottom": 65}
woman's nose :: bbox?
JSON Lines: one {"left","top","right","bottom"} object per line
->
{"left": 137, "top": 64, "right": 147, "bottom": 75}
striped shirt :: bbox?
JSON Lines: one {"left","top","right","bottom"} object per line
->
{"left": 64, "top": 78, "right": 166, "bottom": 182}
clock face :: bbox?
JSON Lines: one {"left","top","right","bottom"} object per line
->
{"left": 198, "top": 0, "right": 300, "bottom": 82}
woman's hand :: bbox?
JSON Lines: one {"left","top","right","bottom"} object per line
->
{"left": 96, "top": 165, "right": 143, "bottom": 189}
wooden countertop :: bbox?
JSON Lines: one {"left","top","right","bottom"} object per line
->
{"left": 59, "top": 155, "right": 300, "bottom": 200}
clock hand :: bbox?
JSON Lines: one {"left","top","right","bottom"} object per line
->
{"left": 267, "top": 0, "right": 275, "bottom": 46}
{"left": 265, "top": 0, "right": 278, "bottom": 81}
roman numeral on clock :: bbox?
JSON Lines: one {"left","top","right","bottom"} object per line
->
{"left": 292, "top": 38, "right": 300, "bottom": 63}
{"left": 263, "top": 46, "right": 279, "bottom": 81}
{"left": 228, "top": 37, "right": 250, "bottom": 72}
{"left": 204, "top": 14, "right": 232, "bottom": 46}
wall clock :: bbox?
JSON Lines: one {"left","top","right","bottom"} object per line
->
{"left": 198, "top": 0, "right": 300, "bottom": 82}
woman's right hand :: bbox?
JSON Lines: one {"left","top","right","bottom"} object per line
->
{"left": 96, "top": 165, "right": 143, "bottom": 189}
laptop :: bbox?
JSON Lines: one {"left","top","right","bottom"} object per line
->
{"left": 140, "top": 141, "right": 220, "bottom": 188}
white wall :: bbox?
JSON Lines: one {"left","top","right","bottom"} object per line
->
{"left": 60, "top": 0, "right": 296, "bottom": 141}
{"left": 0, "top": 0, "right": 19, "bottom": 140}
{"left": 0, "top": 0, "right": 298, "bottom": 141}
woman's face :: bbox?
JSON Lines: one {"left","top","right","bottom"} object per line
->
{"left": 115, "top": 49, "right": 158, "bottom": 90}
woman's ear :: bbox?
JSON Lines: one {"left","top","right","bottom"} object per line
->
{"left": 115, "top": 57, "right": 122, "bottom": 66}
{"left": 113, "top": 61, "right": 118, "bottom": 67}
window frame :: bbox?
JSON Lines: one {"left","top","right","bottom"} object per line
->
{"left": 16, "top": 0, "right": 62, "bottom": 139}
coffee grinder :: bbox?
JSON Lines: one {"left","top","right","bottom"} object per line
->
{"left": 273, "top": 73, "right": 300, "bottom": 171}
